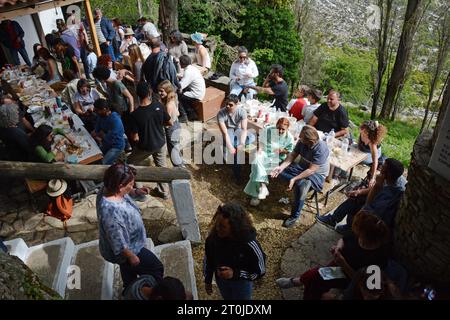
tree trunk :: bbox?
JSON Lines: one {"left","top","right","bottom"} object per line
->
{"left": 158, "top": 0, "right": 178, "bottom": 45}
{"left": 379, "top": 0, "right": 429, "bottom": 119}
{"left": 420, "top": 11, "right": 450, "bottom": 133}
{"left": 371, "top": 0, "right": 393, "bottom": 120}
{"left": 137, "top": 0, "right": 143, "bottom": 18}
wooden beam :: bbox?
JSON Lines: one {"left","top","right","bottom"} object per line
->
{"left": 83, "top": 0, "right": 100, "bottom": 57}
{"left": 0, "top": 161, "right": 191, "bottom": 182}
{"left": 31, "top": 12, "right": 46, "bottom": 46}
{"left": 0, "top": 0, "right": 83, "bottom": 20}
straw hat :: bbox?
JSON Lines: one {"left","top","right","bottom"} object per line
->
{"left": 47, "top": 179, "right": 68, "bottom": 197}
{"left": 124, "top": 27, "right": 135, "bottom": 36}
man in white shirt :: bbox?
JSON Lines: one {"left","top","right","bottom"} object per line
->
{"left": 178, "top": 55, "right": 206, "bottom": 122}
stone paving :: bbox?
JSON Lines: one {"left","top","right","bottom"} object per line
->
{"left": 0, "top": 179, "right": 179, "bottom": 247}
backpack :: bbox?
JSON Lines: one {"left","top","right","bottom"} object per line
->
{"left": 154, "top": 53, "right": 176, "bottom": 88}
{"left": 45, "top": 194, "right": 73, "bottom": 224}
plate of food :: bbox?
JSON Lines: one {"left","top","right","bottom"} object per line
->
{"left": 66, "top": 144, "right": 84, "bottom": 156}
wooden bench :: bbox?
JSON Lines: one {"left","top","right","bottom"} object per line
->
{"left": 193, "top": 87, "right": 226, "bottom": 122}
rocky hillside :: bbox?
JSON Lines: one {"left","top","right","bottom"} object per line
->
{"left": 315, "top": 0, "right": 375, "bottom": 48}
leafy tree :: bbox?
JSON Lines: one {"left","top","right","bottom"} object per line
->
{"left": 240, "top": 5, "right": 302, "bottom": 84}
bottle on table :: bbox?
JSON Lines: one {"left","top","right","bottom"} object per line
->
{"left": 326, "top": 129, "right": 335, "bottom": 146}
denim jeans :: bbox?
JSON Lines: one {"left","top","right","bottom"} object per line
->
{"left": 102, "top": 147, "right": 124, "bottom": 165}
{"left": 230, "top": 81, "right": 257, "bottom": 100}
{"left": 362, "top": 147, "right": 382, "bottom": 165}
{"left": 10, "top": 47, "right": 31, "bottom": 66}
{"left": 224, "top": 128, "right": 255, "bottom": 180}
{"left": 329, "top": 197, "right": 366, "bottom": 226}
{"left": 119, "top": 247, "right": 164, "bottom": 289}
{"left": 216, "top": 276, "right": 253, "bottom": 300}
{"left": 165, "top": 121, "right": 184, "bottom": 167}
{"left": 279, "top": 164, "right": 313, "bottom": 219}
{"left": 100, "top": 42, "right": 116, "bottom": 62}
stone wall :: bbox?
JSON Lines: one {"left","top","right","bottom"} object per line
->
{"left": 1, "top": 188, "right": 178, "bottom": 247}
{"left": 395, "top": 132, "right": 450, "bottom": 285}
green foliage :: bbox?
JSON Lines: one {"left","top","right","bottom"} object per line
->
{"left": 240, "top": 5, "right": 303, "bottom": 84}
{"left": 213, "top": 35, "right": 238, "bottom": 74}
{"left": 320, "top": 48, "right": 373, "bottom": 104}
{"left": 251, "top": 48, "right": 274, "bottom": 82}
{"left": 89, "top": 0, "right": 157, "bottom": 26}
{"left": 179, "top": 0, "right": 243, "bottom": 38}
{"left": 178, "top": 0, "right": 215, "bottom": 34}
{"left": 348, "top": 108, "right": 420, "bottom": 166}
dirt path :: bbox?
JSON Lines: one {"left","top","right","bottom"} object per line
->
{"left": 183, "top": 161, "right": 347, "bottom": 300}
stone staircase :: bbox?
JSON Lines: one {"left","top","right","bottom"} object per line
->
{"left": 4, "top": 237, "right": 198, "bottom": 300}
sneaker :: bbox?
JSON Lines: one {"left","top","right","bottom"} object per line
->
{"left": 283, "top": 217, "right": 298, "bottom": 228}
{"left": 258, "top": 184, "right": 269, "bottom": 200}
{"left": 335, "top": 224, "right": 351, "bottom": 235}
{"left": 250, "top": 198, "right": 260, "bottom": 206}
{"left": 276, "top": 277, "right": 296, "bottom": 289}
{"left": 316, "top": 214, "right": 336, "bottom": 228}
{"left": 151, "top": 188, "right": 170, "bottom": 200}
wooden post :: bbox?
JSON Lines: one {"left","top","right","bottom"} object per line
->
{"left": 169, "top": 179, "right": 201, "bottom": 243}
{"left": 84, "top": 0, "right": 101, "bottom": 57}
{"left": 0, "top": 161, "right": 191, "bottom": 182}
{"left": 31, "top": 13, "right": 47, "bottom": 47}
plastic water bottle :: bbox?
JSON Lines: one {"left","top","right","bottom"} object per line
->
{"left": 327, "top": 129, "right": 335, "bottom": 146}
{"left": 341, "top": 137, "right": 349, "bottom": 155}
{"left": 241, "top": 94, "right": 246, "bottom": 105}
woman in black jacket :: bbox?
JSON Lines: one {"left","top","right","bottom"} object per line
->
{"left": 204, "top": 203, "right": 266, "bottom": 300}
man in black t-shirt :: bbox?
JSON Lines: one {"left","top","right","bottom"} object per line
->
{"left": 127, "top": 82, "right": 173, "bottom": 199}
{"left": 248, "top": 64, "right": 288, "bottom": 111}
{"left": 309, "top": 90, "right": 349, "bottom": 138}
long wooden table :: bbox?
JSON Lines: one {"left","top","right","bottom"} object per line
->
{"left": 2, "top": 69, "right": 103, "bottom": 192}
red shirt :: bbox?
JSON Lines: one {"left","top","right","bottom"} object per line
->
{"left": 289, "top": 98, "right": 307, "bottom": 120}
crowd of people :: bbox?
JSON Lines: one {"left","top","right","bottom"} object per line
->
{"left": 0, "top": 11, "right": 423, "bottom": 301}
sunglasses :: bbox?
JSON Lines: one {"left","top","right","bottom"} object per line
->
{"left": 239, "top": 56, "right": 247, "bottom": 60}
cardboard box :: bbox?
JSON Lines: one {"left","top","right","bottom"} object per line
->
{"left": 194, "top": 87, "right": 226, "bottom": 122}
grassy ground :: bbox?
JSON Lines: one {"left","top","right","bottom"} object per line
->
{"left": 347, "top": 108, "right": 421, "bottom": 167}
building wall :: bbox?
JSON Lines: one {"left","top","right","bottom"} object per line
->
{"left": 10, "top": 7, "right": 64, "bottom": 65}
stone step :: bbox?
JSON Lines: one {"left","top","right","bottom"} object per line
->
{"left": 65, "top": 240, "right": 114, "bottom": 300}
{"left": 112, "top": 238, "right": 155, "bottom": 300}
{"left": 153, "top": 240, "right": 198, "bottom": 300}
{"left": 24, "top": 237, "right": 75, "bottom": 297}
{"left": 4, "top": 238, "right": 29, "bottom": 262}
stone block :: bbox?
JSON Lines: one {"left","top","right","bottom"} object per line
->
{"left": 25, "top": 237, "right": 75, "bottom": 297}
{"left": 24, "top": 213, "right": 45, "bottom": 231}
{"left": 66, "top": 240, "right": 114, "bottom": 300}
{"left": 0, "top": 213, "right": 18, "bottom": 224}
{"left": 44, "top": 216, "right": 64, "bottom": 229}
{"left": 153, "top": 240, "right": 198, "bottom": 300}
{"left": 0, "top": 223, "right": 14, "bottom": 238}
{"left": 65, "top": 218, "right": 97, "bottom": 233}
{"left": 169, "top": 180, "right": 201, "bottom": 243}
{"left": 158, "top": 225, "right": 183, "bottom": 244}
{"left": 4, "top": 238, "right": 29, "bottom": 262}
